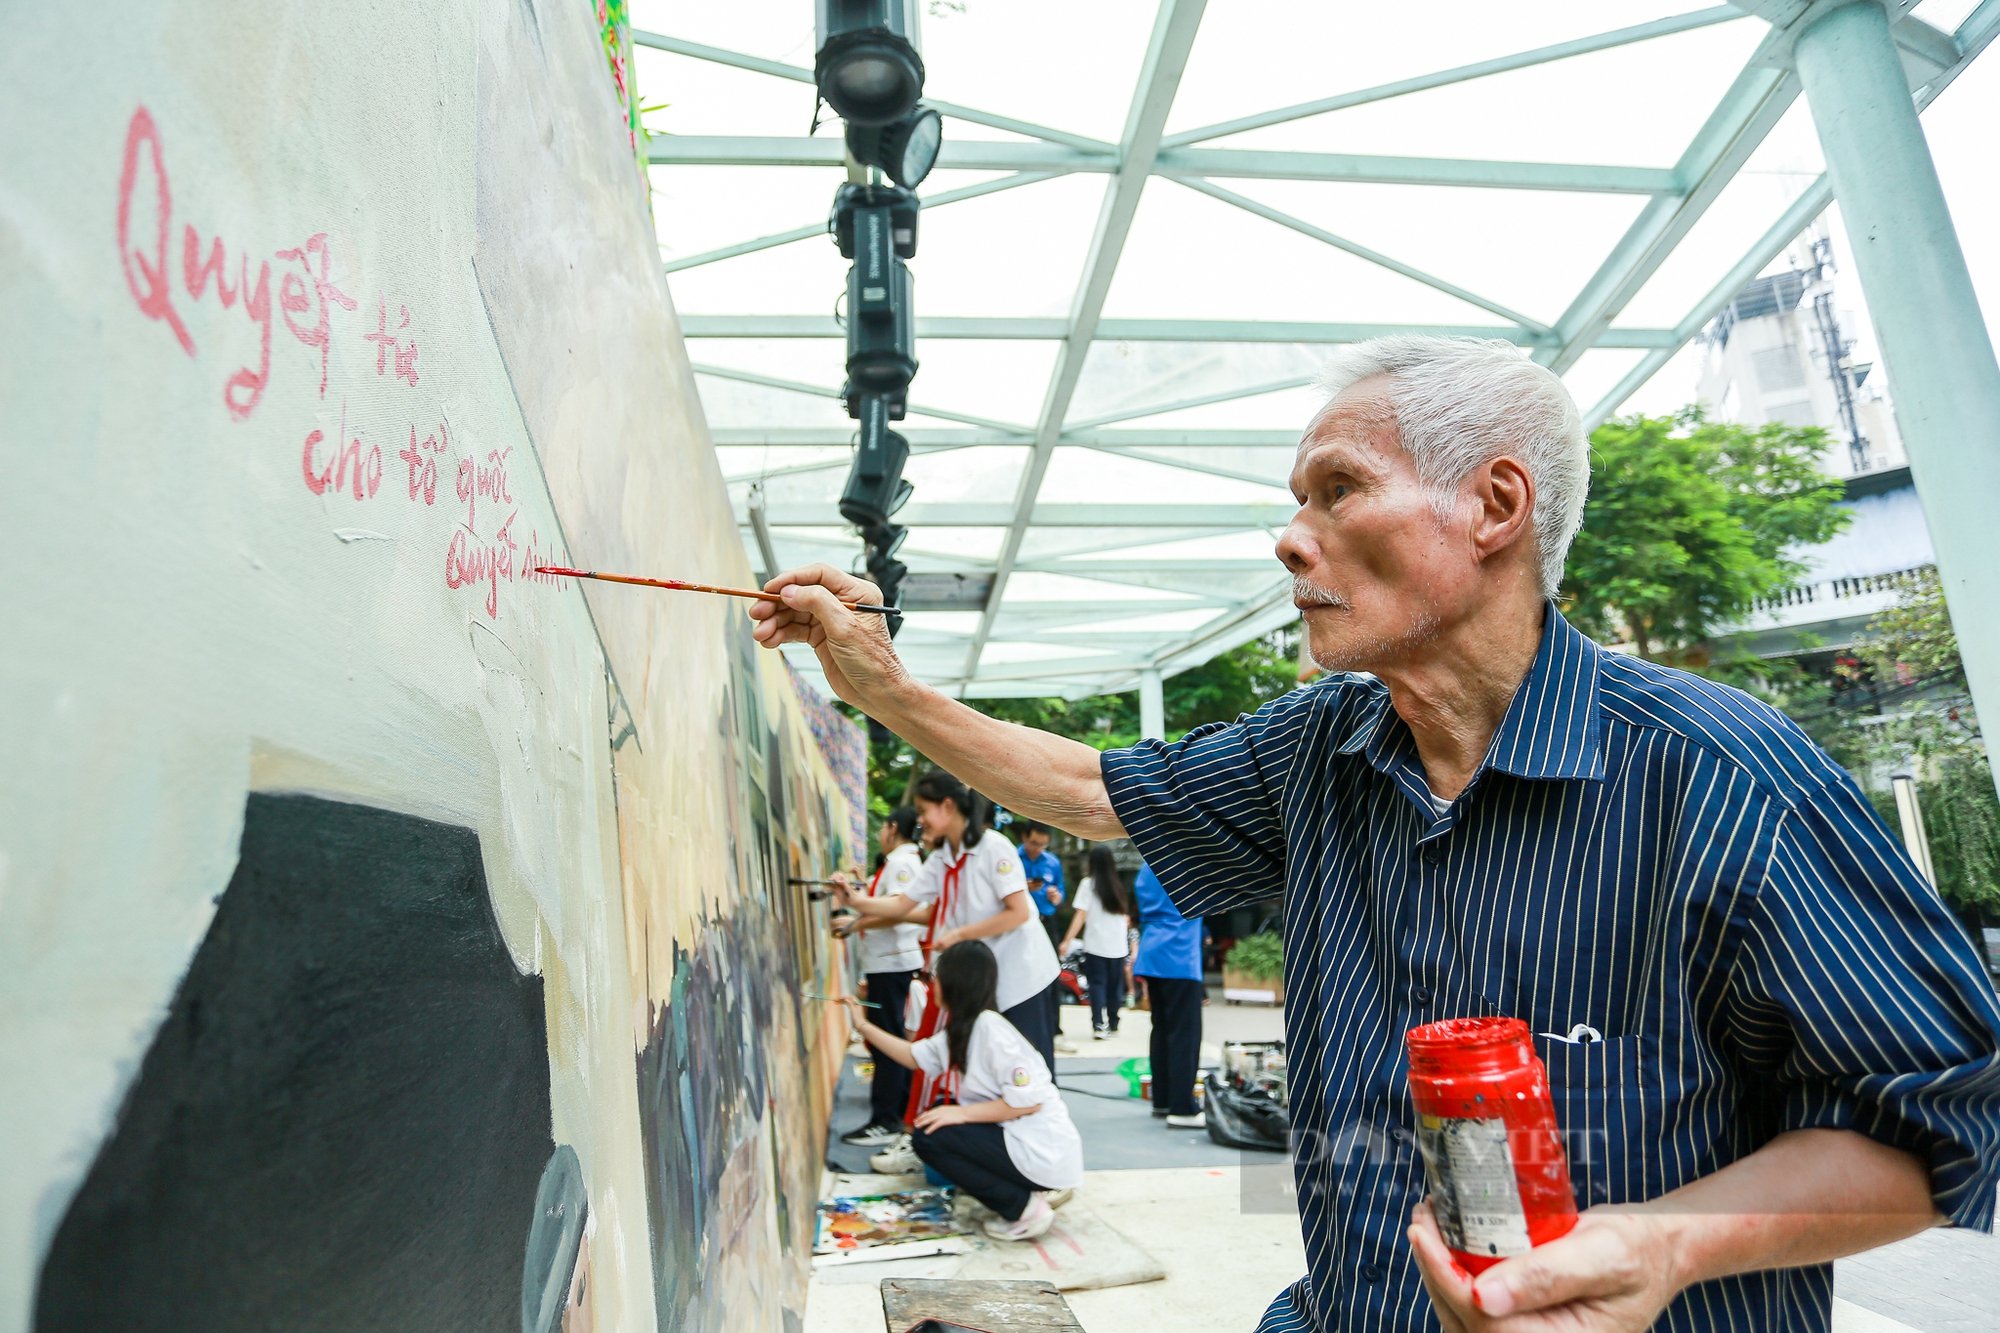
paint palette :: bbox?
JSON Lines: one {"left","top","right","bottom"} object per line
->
{"left": 813, "top": 1187, "right": 966, "bottom": 1253}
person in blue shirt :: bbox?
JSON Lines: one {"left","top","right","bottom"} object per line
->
{"left": 1131, "top": 862, "right": 1206, "bottom": 1127}
{"left": 1016, "top": 822, "right": 1072, "bottom": 1050}
{"left": 752, "top": 334, "right": 2000, "bottom": 1332}
{"left": 1016, "top": 823, "right": 1065, "bottom": 932}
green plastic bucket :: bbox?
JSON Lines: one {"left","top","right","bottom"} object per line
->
{"left": 1117, "top": 1056, "right": 1151, "bottom": 1098}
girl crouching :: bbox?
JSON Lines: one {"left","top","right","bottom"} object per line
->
{"left": 842, "top": 940, "right": 1083, "bottom": 1240}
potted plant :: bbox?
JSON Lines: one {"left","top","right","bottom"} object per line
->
{"left": 1222, "top": 931, "right": 1284, "bottom": 1005}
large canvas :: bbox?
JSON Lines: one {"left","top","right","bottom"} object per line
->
{"left": 0, "top": 2, "right": 858, "bottom": 1330}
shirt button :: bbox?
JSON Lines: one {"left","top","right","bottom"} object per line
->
{"left": 1390, "top": 1125, "right": 1411, "bottom": 1144}
{"left": 1412, "top": 985, "right": 1433, "bottom": 1006}
{"left": 1362, "top": 1262, "right": 1385, "bottom": 1283}
{"left": 1422, "top": 845, "right": 1442, "bottom": 865}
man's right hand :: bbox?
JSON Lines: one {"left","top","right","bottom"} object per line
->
{"left": 749, "top": 564, "right": 908, "bottom": 709}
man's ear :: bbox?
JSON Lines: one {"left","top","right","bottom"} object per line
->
{"left": 1470, "top": 456, "right": 1536, "bottom": 563}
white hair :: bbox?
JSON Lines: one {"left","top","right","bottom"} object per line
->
{"left": 1315, "top": 335, "right": 1589, "bottom": 598}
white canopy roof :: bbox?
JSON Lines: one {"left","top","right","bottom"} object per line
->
{"left": 633, "top": 0, "right": 1998, "bottom": 700}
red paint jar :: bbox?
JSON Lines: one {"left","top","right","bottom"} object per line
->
{"left": 1406, "top": 1016, "right": 1577, "bottom": 1274}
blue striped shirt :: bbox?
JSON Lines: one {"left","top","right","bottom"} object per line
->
{"left": 1101, "top": 605, "right": 2000, "bottom": 1332}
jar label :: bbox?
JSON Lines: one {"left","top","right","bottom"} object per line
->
{"left": 1415, "top": 1113, "right": 1533, "bottom": 1259}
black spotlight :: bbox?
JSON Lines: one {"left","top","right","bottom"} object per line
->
{"left": 830, "top": 183, "right": 919, "bottom": 261}
{"left": 845, "top": 107, "right": 943, "bottom": 190}
{"left": 840, "top": 396, "right": 914, "bottom": 532}
{"left": 842, "top": 238, "right": 916, "bottom": 418}
{"left": 815, "top": 0, "right": 924, "bottom": 127}
{"left": 866, "top": 545, "right": 909, "bottom": 608}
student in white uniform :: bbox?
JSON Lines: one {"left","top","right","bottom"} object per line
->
{"left": 1056, "top": 845, "right": 1132, "bottom": 1039}
{"left": 834, "top": 807, "right": 926, "bottom": 1146}
{"left": 834, "top": 770, "right": 1061, "bottom": 1068}
{"left": 842, "top": 941, "right": 1083, "bottom": 1241}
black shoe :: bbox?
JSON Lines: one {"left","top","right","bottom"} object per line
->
{"left": 1151, "top": 1107, "right": 1171, "bottom": 1118}
{"left": 839, "top": 1121, "right": 902, "bottom": 1146}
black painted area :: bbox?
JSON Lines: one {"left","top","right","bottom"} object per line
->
{"left": 34, "top": 793, "right": 555, "bottom": 1333}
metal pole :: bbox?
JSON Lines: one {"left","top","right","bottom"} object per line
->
{"left": 1139, "top": 668, "right": 1166, "bottom": 741}
{"left": 1788, "top": 0, "right": 2000, "bottom": 803}
{"left": 1890, "top": 773, "right": 1938, "bottom": 889}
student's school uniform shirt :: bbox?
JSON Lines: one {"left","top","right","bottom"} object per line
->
{"left": 914, "top": 1009, "right": 1083, "bottom": 1189}
{"left": 905, "top": 833, "right": 1059, "bottom": 1011}
{"left": 856, "top": 842, "right": 925, "bottom": 974}
{"left": 1069, "top": 876, "right": 1130, "bottom": 959}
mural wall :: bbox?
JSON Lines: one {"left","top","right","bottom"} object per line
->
{"left": 0, "top": 2, "right": 858, "bottom": 1331}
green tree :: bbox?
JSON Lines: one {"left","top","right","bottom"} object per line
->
{"left": 1561, "top": 411, "right": 1850, "bottom": 660}
{"left": 1851, "top": 569, "right": 1999, "bottom": 933}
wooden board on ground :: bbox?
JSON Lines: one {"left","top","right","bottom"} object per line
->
{"left": 881, "top": 1278, "right": 1082, "bottom": 1332}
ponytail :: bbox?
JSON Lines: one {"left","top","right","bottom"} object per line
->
{"left": 935, "top": 940, "right": 1000, "bottom": 1074}
{"left": 1086, "top": 845, "right": 1131, "bottom": 917}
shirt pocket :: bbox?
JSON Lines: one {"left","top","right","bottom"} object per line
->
{"left": 1534, "top": 1033, "right": 1653, "bottom": 1208}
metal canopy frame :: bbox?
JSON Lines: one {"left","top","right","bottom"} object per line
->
{"left": 636, "top": 2, "right": 2000, "bottom": 701}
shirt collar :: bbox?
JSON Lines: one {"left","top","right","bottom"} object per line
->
{"left": 1333, "top": 602, "right": 1605, "bottom": 785}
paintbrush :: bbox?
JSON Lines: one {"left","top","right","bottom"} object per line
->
{"left": 538, "top": 567, "right": 899, "bottom": 616}
{"left": 801, "top": 989, "right": 882, "bottom": 1009}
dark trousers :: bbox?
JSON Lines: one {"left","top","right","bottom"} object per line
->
{"left": 1141, "top": 975, "right": 1203, "bottom": 1115}
{"left": 1041, "top": 916, "right": 1065, "bottom": 1033}
{"left": 1001, "top": 991, "right": 1056, "bottom": 1071}
{"left": 912, "top": 1120, "right": 1044, "bottom": 1220}
{"left": 1083, "top": 953, "right": 1126, "bottom": 1032}
{"left": 864, "top": 969, "right": 916, "bottom": 1128}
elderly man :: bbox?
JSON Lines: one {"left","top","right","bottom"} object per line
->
{"left": 750, "top": 336, "right": 2000, "bottom": 1331}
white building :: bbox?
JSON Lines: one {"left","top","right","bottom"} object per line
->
{"left": 1696, "top": 233, "right": 1905, "bottom": 479}
{"left": 1699, "top": 232, "right": 1933, "bottom": 656}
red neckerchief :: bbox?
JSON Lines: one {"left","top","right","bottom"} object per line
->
{"left": 921, "top": 844, "right": 969, "bottom": 959}
{"left": 904, "top": 843, "right": 970, "bottom": 1118}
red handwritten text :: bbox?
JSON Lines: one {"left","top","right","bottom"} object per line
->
{"left": 457, "top": 446, "right": 513, "bottom": 532}
{"left": 302, "top": 404, "right": 384, "bottom": 501}
{"left": 398, "top": 418, "right": 449, "bottom": 506}
{"left": 447, "top": 511, "right": 518, "bottom": 619}
{"left": 116, "top": 105, "right": 355, "bottom": 420}
{"left": 364, "top": 297, "right": 420, "bottom": 386}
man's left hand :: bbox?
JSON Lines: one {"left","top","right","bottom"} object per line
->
{"left": 931, "top": 927, "right": 962, "bottom": 952}
{"left": 1407, "top": 1199, "right": 1683, "bottom": 1332}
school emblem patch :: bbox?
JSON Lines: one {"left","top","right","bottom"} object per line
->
{"left": 997, "top": 858, "right": 1017, "bottom": 875}
{"left": 1011, "top": 1066, "right": 1031, "bottom": 1087}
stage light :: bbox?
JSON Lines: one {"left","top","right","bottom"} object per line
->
{"left": 830, "top": 183, "right": 919, "bottom": 261}
{"left": 842, "top": 247, "right": 916, "bottom": 418}
{"left": 844, "top": 107, "right": 943, "bottom": 190}
{"left": 815, "top": 0, "right": 924, "bottom": 127}
{"left": 865, "top": 548, "right": 909, "bottom": 609}
{"left": 840, "top": 397, "right": 913, "bottom": 533}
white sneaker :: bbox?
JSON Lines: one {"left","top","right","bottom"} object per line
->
{"left": 869, "top": 1135, "right": 922, "bottom": 1174}
{"left": 1054, "top": 1036, "right": 1078, "bottom": 1054}
{"left": 952, "top": 1192, "right": 997, "bottom": 1224}
{"left": 982, "top": 1193, "right": 1055, "bottom": 1242}
{"left": 1092, "top": 1029, "right": 1110, "bottom": 1041}
{"left": 1041, "top": 1188, "right": 1074, "bottom": 1211}
{"left": 1165, "top": 1112, "right": 1207, "bottom": 1130}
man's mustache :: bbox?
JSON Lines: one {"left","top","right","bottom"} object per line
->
{"left": 1292, "top": 576, "right": 1349, "bottom": 609}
